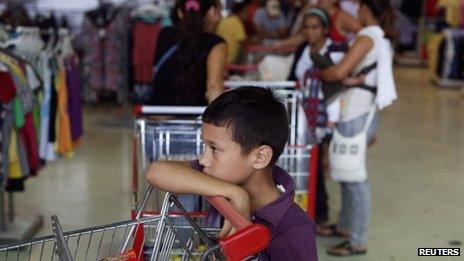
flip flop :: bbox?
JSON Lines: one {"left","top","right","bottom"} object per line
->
{"left": 327, "top": 241, "right": 367, "bottom": 256}
{"left": 317, "top": 224, "right": 350, "bottom": 238}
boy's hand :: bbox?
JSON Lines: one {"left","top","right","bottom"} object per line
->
{"left": 217, "top": 187, "right": 251, "bottom": 239}
{"left": 217, "top": 220, "right": 236, "bottom": 239}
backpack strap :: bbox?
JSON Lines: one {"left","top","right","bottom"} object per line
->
{"left": 153, "top": 44, "right": 178, "bottom": 75}
{"left": 356, "top": 62, "right": 377, "bottom": 94}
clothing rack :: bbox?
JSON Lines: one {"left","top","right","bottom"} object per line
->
{"left": 0, "top": 25, "right": 82, "bottom": 243}
{"left": 395, "top": 0, "right": 429, "bottom": 66}
{"left": 0, "top": 185, "right": 43, "bottom": 244}
{"left": 0, "top": 45, "right": 44, "bottom": 243}
{"left": 433, "top": 28, "right": 464, "bottom": 88}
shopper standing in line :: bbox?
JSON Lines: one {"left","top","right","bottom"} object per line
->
{"left": 149, "top": 0, "right": 227, "bottom": 106}
{"left": 320, "top": 0, "right": 397, "bottom": 256}
{"left": 274, "top": 0, "right": 361, "bottom": 49}
{"left": 287, "top": 7, "right": 347, "bottom": 229}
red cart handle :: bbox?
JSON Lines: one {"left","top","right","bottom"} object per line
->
{"left": 219, "top": 224, "right": 270, "bottom": 261}
{"left": 205, "top": 196, "right": 271, "bottom": 261}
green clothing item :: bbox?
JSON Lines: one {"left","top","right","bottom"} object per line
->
{"left": 12, "top": 96, "right": 24, "bottom": 128}
{"left": 32, "top": 96, "right": 41, "bottom": 140}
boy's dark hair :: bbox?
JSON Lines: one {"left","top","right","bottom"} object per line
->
{"left": 202, "top": 86, "right": 289, "bottom": 165}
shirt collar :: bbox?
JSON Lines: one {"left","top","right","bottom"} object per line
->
{"left": 252, "top": 165, "right": 295, "bottom": 227}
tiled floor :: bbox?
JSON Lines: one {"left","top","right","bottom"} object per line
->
{"left": 7, "top": 67, "right": 464, "bottom": 260}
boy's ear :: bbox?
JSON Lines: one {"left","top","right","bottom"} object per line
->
{"left": 252, "top": 145, "right": 273, "bottom": 170}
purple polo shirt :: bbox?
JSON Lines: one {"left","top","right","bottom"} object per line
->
{"left": 190, "top": 161, "right": 318, "bottom": 260}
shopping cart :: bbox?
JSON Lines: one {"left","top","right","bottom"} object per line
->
{"left": 131, "top": 87, "right": 297, "bottom": 213}
{"left": 227, "top": 44, "right": 295, "bottom": 80}
{"left": 0, "top": 186, "right": 271, "bottom": 261}
{"left": 132, "top": 101, "right": 318, "bottom": 219}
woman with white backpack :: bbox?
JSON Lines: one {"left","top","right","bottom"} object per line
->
{"left": 320, "top": 0, "right": 397, "bottom": 256}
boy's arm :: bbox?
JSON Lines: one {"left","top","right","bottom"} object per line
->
{"left": 146, "top": 161, "right": 250, "bottom": 220}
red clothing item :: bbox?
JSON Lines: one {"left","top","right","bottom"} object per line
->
{"left": 329, "top": 9, "right": 346, "bottom": 43}
{"left": 245, "top": 3, "right": 259, "bottom": 37}
{"left": 426, "top": 0, "right": 439, "bottom": 17}
{"left": 19, "top": 113, "right": 41, "bottom": 175}
{"left": 132, "top": 22, "right": 162, "bottom": 83}
{"left": 0, "top": 71, "right": 17, "bottom": 103}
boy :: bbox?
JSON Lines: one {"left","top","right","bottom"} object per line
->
{"left": 146, "top": 87, "right": 318, "bottom": 260}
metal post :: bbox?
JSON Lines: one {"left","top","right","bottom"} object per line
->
{"left": 52, "top": 215, "right": 74, "bottom": 261}
{"left": 8, "top": 192, "right": 13, "bottom": 222}
{"left": 0, "top": 184, "right": 5, "bottom": 231}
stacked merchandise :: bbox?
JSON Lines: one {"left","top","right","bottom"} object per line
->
{"left": 427, "top": 0, "right": 464, "bottom": 86}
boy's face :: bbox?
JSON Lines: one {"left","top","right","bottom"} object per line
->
{"left": 199, "top": 123, "right": 254, "bottom": 185}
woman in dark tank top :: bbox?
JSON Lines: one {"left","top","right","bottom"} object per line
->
{"left": 149, "top": 0, "right": 227, "bottom": 106}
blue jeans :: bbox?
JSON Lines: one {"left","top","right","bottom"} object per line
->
{"left": 335, "top": 112, "right": 379, "bottom": 247}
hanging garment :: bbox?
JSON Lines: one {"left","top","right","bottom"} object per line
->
{"left": 0, "top": 71, "right": 16, "bottom": 182}
{"left": 0, "top": 71, "right": 17, "bottom": 102}
{"left": 55, "top": 66, "right": 73, "bottom": 155}
{"left": 426, "top": 0, "right": 440, "bottom": 17}
{"left": 48, "top": 58, "right": 58, "bottom": 146}
{"left": 38, "top": 51, "right": 56, "bottom": 161}
{"left": 8, "top": 128, "right": 29, "bottom": 180}
{"left": 65, "top": 55, "right": 83, "bottom": 143}
{"left": 132, "top": 21, "right": 162, "bottom": 83}
{"left": 441, "top": 29, "right": 464, "bottom": 79}
{"left": 19, "top": 112, "right": 40, "bottom": 175}
{"left": 0, "top": 53, "right": 32, "bottom": 121}
{"left": 438, "top": 0, "right": 461, "bottom": 27}
{"left": 0, "top": 106, "right": 4, "bottom": 182}
{"left": 461, "top": 0, "right": 464, "bottom": 27}
{"left": 80, "top": 4, "right": 130, "bottom": 103}
{"left": 427, "top": 33, "right": 445, "bottom": 78}
{"left": 395, "top": 10, "right": 419, "bottom": 51}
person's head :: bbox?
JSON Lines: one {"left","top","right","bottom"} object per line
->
{"left": 317, "top": 0, "right": 338, "bottom": 11}
{"left": 358, "top": 0, "right": 395, "bottom": 40}
{"left": 265, "top": 0, "right": 282, "bottom": 18}
{"left": 231, "top": 0, "right": 250, "bottom": 19}
{"left": 302, "top": 8, "right": 330, "bottom": 46}
{"left": 176, "top": 0, "right": 222, "bottom": 32}
{"left": 200, "top": 87, "right": 289, "bottom": 185}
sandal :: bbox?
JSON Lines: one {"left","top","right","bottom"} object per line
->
{"left": 327, "top": 241, "right": 367, "bottom": 256}
{"left": 317, "top": 224, "right": 350, "bottom": 238}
